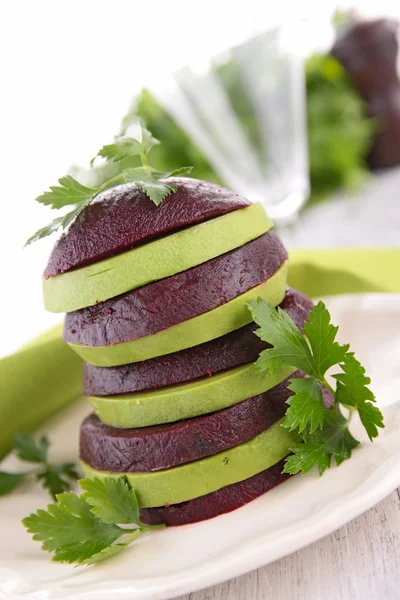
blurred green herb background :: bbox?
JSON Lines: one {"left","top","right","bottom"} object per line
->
{"left": 124, "top": 52, "right": 374, "bottom": 208}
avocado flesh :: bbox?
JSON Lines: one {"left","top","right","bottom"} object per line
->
{"left": 64, "top": 230, "right": 286, "bottom": 347}
{"left": 81, "top": 375, "right": 300, "bottom": 472}
{"left": 81, "top": 419, "right": 296, "bottom": 507}
{"left": 139, "top": 463, "right": 289, "bottom": 526}
{"left": 68, "top": 260, "right": 288, "bottom": 366}
{"left": 43, "top": 202, "right": 272, "bottom": 313}
{"left": 89, "top": 362, "right": 295, "bottom": 428}
{"left": 82, "top": 288, "right": 313, "bottom": 396}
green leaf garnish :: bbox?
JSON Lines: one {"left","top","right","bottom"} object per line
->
{"left": 0, "top": 433, "right": 79, "bottom": 499}
{"left": 23, "top": 477, "right": 162, "bottom": 565}
{"left": 302, "top": 301, "right": 349, "bottom": 376}
{"left": 282, "top": 377, "right": 324, "bottom": 434}
{"left": 35, "top": 176, "right": 96, "bottom": 209}
{"left": 248, "top": 299, "right": 384, "bottom": 475}
{"left": 284, "top": 406, "right": 360, "bottom": 476}
{"left": 248, "top": 298, "right": 316, "bottom": 376}
{"left": 14, "top": 433, "right": 50, "bottom": 463}
{"left": 91, "top": 127, "right": 159, "bottom": 166}
{"left": 83, "top": 531, "right": 143, "bottom": 566}
{"left": 23, "top": 492, "right": 122, "bottom": 564}
{"left": 25, "top": 217, "right": 65, "bottom": 246}
{"left": 37, "top": 463, "right": 80, "bottom": 497}
{"left": 26, "top": 124, "right": 192, "bottom": 245}
{"left": 334, "top": 353, "right": 384, "bottom": 440}
{"left": 80, "top": 477, "right": 140, "bottom": 524}
{"left": 0, "top": 472, "right": 27, "bottom": 496}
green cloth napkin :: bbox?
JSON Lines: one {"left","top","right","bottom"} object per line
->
{"left": 0, "top": 325, "right": 82, "bottom": 459}
{"left": 288, "top": 247, "right": 400, "bottom": 297}
{"left": 1, "top": 247, "right": 399, "bottom": 459}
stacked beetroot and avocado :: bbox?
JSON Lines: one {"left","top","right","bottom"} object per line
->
{"left": 21, "top": 128, "right": 383, "bottom": 569}
{"left": 42, "top": 177, "right": 315, "bottom": 526}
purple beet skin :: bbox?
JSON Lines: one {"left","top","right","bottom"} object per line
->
{"left": 64, "top": 230, "right": 287, "bottom": 347}
{"left": 139, "top": 460, "right": 290, "bottom": 526}
{"left": 83, "top": 287, "right": 313, "bottom": 396}
{"left": 44, "top": 179, "right": 250, "bottom": 278}
{"left": 80, "top": 373, "right": 303, "bottom": 473}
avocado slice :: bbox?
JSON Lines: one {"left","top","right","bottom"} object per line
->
{"left": 82, "top": 288, "right": 313, "bottom": 396}
{"left": 44, "top": 202, "right": 272, "bottom": 313}
{"left": 68, "top": 260, "right": 288, "bottom": 366}
{"left": 64, "top": 231, "right": 287, "bottom": 347}
{"left": 80, "top": 375, "right": 301, "bottom": 472}
{"left": 139, "top": 462, "right": 289, "bottom": 526}
{"left": 81, "top": 419, "right": 296, "bottom": 507}
{"left": 89, "top": 361, "right": 295, "bottom": 428}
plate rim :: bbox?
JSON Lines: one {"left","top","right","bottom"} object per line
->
{"left": 55, "top": 444, "right": 400, "bottom": 600}
{"left": 2, "top": 292, "right": 400, "bottom": 600}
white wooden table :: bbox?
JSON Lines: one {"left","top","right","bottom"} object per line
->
{"left": 176, "top": 491, "right": 400, "bottom": 600}
{"left": 177, "top": 170, "right": 400, "bottom": 600}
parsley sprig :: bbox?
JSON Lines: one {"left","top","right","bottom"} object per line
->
{"left": 23, "top": 477, "right": 162, "bottom": 565}
{"left": 26, "top": 124, "right": 192, "bottom": 246}
{"left": 0, "top": 433, "right": 79, "bottom": 499}
{"left": 248, "top": 299, "right": 384, "bottom": 475}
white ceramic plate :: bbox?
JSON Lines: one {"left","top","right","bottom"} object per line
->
{"left": 1, "top": 293, "right": 400, "bottom": 600}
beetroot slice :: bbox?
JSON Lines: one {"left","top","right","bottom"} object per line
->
{"left": 79, "top": 374, "right": 303, "bottom": 473}
{"left": 64, "top": 230, "right": 287, "bottom": 347}
{"left": 44, "top": 179, "right": 250, "bottom": 278}
{"left": 82, "top": 287, "right": 313, "bottom": 396}
{"left": 139, "top": 461, "right": 290, "bottom": 526}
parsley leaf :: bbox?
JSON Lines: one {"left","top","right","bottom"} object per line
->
{"left": 14, "top": 433, "right": 49, "bottom": 463}
{"left": 334, "top": 353, "right": 384, "bottom": 440}
{"left": 249, "top": 298, "right": 385, "bottom": 476}
{"left": 83, "top": 531, "right": 143, "bottom": 565}
{"left": 80, "top": 477, "right": 140, "bottom": 524}
{"left": 283, "top": 406, "right": 359, "bottom": 475}
{"left": 92, "top": 127, "right": 159, "bottom": 165}
{"left": 26, "top": 124, "right": 192, "bottom": 245}
{"left": 0, "top": 472, "right": 27, "bottom": 495}
{"left": 303, "top": 301, "right": 349, "bottom": 377}
{"left": 283, "top": 436, "right": 331, "bottom": 476}
{"left": 25, "top": 184, "right": 98, "bottom": 247}
{"left": 247, "top": 298, "right": 316, "bottom": 376}
{"left": 25, "top": 217, "right": 65, "bottom": 246}
{"left": 23, "top": 493, "right": 123, "bottom": 564}
{"left": 320, "top": 405, "right": 360, "bottom": 466}
{"left": 283, "top": 377, "right": 324, "bottom": 433}
{"left": 0, "top": 433, "right": 79, "bottom": 499}
{"left": 23, "top": 477, "right": 162, "bottom": 565}
{"left": 35, "top": 176, "right": 96, "bottom": 209}
{"left": 37, "top": 463, "right": 80, "bottom": 499}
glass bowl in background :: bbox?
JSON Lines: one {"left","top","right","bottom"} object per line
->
{"left": 151, "top": 22, "right": 309, "bottom": 224}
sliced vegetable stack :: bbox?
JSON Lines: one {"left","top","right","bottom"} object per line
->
{"left": 42, "top": 176, "right": 315, "bottom": 525}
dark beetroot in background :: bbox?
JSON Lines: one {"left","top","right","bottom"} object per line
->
{"left": 45, "top": 179, "right": 250, "bottom": 278}
{"left": 139, "top": 461, "right": 290, "bottom": 526}
{"left": 64, "top": 231, "right": 287, "bottom": 347}
{"left": 83, "top": 287, "right": 313, "bottom": 396}
{"left": 332, "top": 18, "right": 400, "bottom": 169}
{"left": 80, "top": 374, "right": 302, "bottom": 473}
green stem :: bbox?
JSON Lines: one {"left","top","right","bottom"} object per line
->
{"left": 96, "top": 172, "right": 127, "bottom": 195}
{"left": 122, "top": 528, "right": 140, "bottom": 534}
{"left": 121, "top": 524, "right": 165, "bottom": 534}
{"left": 140, "top": 523, "right": 165, "bottom": 533}
{"left": 341, "top": 404, "right": 356, "bottom": 420}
